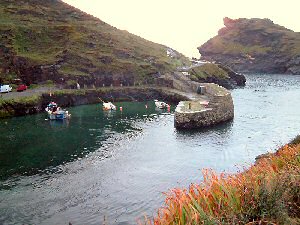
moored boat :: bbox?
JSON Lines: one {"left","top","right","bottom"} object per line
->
{"left": 154, "top": 100, "right": 169, "bottom": 109}
{"left": 103, "top": 102, "right": 116, "bottom": 111}
{"left": 45, "top": 102, "right": 71, "bottom": 120}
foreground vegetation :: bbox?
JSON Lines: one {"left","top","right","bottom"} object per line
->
{"left": 148, "top": 137, "right": 300, "bottom": 224}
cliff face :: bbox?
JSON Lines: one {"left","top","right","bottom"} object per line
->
{"left": 0, "top": 0, "right": 190, "bottom": 87}
{"left": 198, "top": 17, "right": 300, "bottom": 74}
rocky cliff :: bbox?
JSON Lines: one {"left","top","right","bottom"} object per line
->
{"left": 199, "top": 17, "right": 300, "bottom": 74}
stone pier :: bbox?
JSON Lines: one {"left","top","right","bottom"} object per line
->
{"left": 174, "top": 83, "right": 234, "bottom": 129}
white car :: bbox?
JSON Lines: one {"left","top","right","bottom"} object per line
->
{"left": 0, "top": 84, "right": 13, "bottom": 93}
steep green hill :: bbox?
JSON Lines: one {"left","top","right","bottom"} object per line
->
{"left": 0, "top": 0, "right": 190, "bottom": 87}
{"left": 199, "top": 17, "right": 300, "bottom": 74}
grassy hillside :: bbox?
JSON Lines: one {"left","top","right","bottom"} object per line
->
{"left": 0, "top": 0, "right": 190, "bottom": 87}
{"left": 199, "top": 17, "right": 300, "bottom": 74}
{"left": 189, "top": 64, "right": 229, "bottom": 80}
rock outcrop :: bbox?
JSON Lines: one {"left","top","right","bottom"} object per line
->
{"left": 186, "top": 63, "right": 246, "bottom": 89}
{"left": 199, "top": 17, "right": 300, "bottom": 74}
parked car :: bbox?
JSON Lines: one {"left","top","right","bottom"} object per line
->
{"left": 16, "top": 84, "right": 27, "bottom": 92}
{"left": 0, "top": 84, "right": 12, "bottom": 93}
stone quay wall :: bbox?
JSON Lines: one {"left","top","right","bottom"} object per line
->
{"left": 174, "top": 83, "right": 234, "bottom": 129}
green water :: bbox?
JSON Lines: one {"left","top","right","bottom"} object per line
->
{"left": 0, "top": 101, "right": 164, "bottom": 180}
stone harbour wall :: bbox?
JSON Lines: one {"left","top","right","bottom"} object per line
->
{"left": 174, "top": 83, "right": 234, "bottom": 129}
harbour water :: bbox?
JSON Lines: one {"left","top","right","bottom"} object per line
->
{"left": 0, "top": 74, "right": 300, "bottom": 224}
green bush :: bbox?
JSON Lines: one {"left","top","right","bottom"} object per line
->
{"left": 66, "top": 80, "right": 77, "bottom": 88}
{"left": 45, "top": 80, "right": 54, "bottom": 86}
{"left": 28, "top": 84, "right": 39, "bottom": 89}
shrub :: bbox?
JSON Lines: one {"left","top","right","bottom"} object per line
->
{"left": 28, "top": 84, "right": 39, "bottom": 89}
{"left": 66, "top": 79, "right": 77, "bottom": 89}
{"left": 45, "top": 80, "right": 54, "bottom": 86}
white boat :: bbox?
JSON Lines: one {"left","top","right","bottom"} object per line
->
{"left": 103, "top": 102, "right": 116, "bottom": 111}
{"left": 45, "top": 102, "right": 71, "bottom": 120}
{"left": 154, "top": 100, "right": 169, "bottom": 109}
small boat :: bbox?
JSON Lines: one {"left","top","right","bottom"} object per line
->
{"left": 45, "top": 102, "right": 71, "bottom": 120}
{"left": 154, "top": 100, "right": 169, "bottom": 109}
{"left": 103, "top": 102, "right": 116, "bottom": 111}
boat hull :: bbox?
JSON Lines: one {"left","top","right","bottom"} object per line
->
{"left": 155, "top": 101, "right": 169, "bottom": 109}
{"left": 47, "top": 110, "right": 70, "bottom": 120}
{"left": 103, "top": 102, "right": 116, "bottom": 111}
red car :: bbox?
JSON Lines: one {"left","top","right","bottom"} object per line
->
{"left": 16, "top": 84, "right": 27, "bottom": 92}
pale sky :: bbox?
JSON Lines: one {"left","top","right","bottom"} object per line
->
{"left": 63, "top": 0, "right": 300, "bottom": 58}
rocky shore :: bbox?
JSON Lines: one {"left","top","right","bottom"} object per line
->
{"left": 179, "top": 62, "right": 246, "bottom": 90}
{"left": 0, "top": 61, "right": 243, "bottom": 120}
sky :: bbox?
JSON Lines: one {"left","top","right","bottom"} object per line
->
{"left": 63, "top": 0, "right": 300, "bottom": 58}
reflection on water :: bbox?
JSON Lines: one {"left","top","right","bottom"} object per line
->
{"left": 1, "top": 74, "right": 300, "bottom": 225}
{"left": 175, "top": 120, "right": 234, "bottom": 139}
{"left": 49, "top": 119, "right": 70, "bottom": 129}
{"left": 0, "top": 102, "right": 172, "bottom": 180}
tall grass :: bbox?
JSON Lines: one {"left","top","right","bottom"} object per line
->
{"left": 147, "top": 142, "right": 300, "bottom": 225}
{"left": 0, "top": 95, "right": 41, "bottom": 106}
